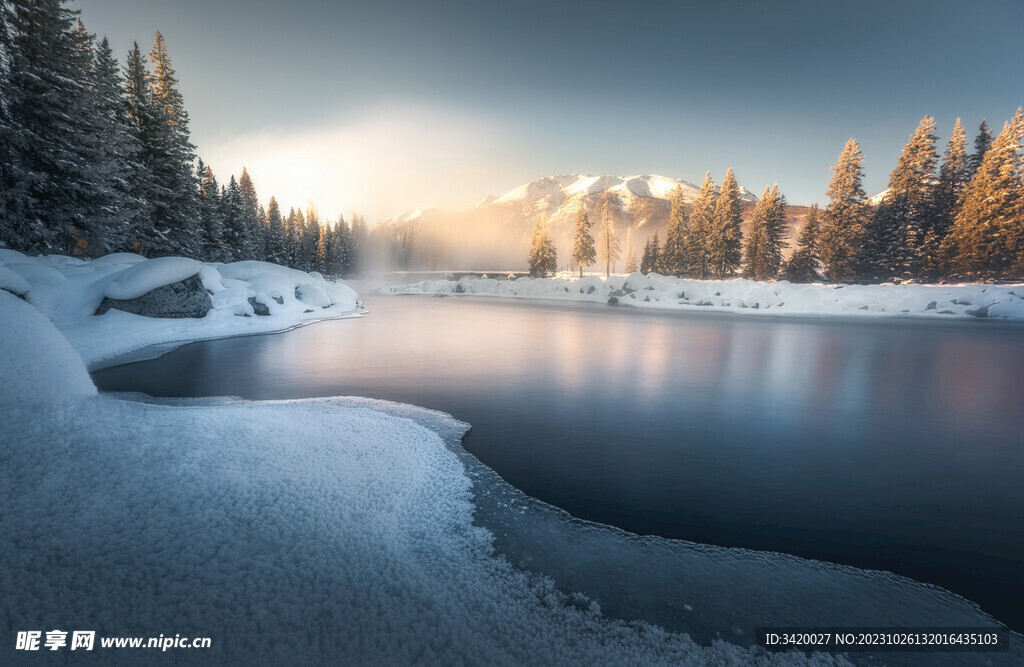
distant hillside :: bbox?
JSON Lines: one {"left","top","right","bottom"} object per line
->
{"left": 382, "top": 174, "right": 812, "bottom": 270}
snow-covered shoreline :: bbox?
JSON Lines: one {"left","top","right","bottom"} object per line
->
{"left": 0, "top": 249, "right": 363, "bottom": 368}
{"left": 381, "top": 273, "right": 1024, "bottom": 321}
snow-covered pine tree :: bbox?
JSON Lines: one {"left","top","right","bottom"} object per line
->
{"left": 315, "top": 219, "right": 329, "bottom": 273}
{"left": 782, "top": 203, "right": 821, "bottom": 282}
{"left": 571, "top": 204, "right": 595, "bottom": 277}
{"left": 864, "top": 116, "right": 938, "bottom": 281}
{"left": 708, "top": 168, "right": 743, "bottom": 278}
{"left": 196, "top": 160, "right": 224, "bottom": 261}
{"left": 643, "top": 233, "right": 661, "bottom": 274}
{"left": 968, "top": 120, "right": 992, "bottom": 179}
{"left": 528, "top": 216, "right": 557, "bottom": 277}
{"left": 0, "top": 0, "right": 16, "bottom": 238}
{"left": 264, "top": 196, "right": 287, "bottom": 264}
{"left": 598, "top": 193, "right": 621, "bottom": 278}
{"left": 819, "top": 138, "right": 869, "bottom": 282}
{"left": 219, "top": 175, "right": 246, "bottom": 262}
{"left": 922, "top": 118, "right": 968, "bottom": 279}
{"left": 349, "top": 214, "right": 368, "bottom": 276}
{"left": 660, "top": 185, "right": 689, "bottom": 276}
{"left": 92, "top": 35, "right": 147, "bottom": 253}
{"left": 299, "top": 203, "right": 321, "bottom": 271}
{"left": 122, "top": 41, "right": 162, "bottom": 254}
{"left": 2, "top": 0, "right": 98, "bottom": 253}
{"left": 238, "top": 167, "right": 261, "bottom": 260}
{"left": 743, "top": 184, "right": 787, "bottom": 281}
{"left": 624, "top": 232, "right": 637, "bottom": 273}
{"left": 146, "top": 31, "right": 198, "bottom": 256}
{"left": 945, "top": 109, "right": 1023, "bottom": 280}
{"left": 687, "top": 172, "right": 717, "bottom": 279}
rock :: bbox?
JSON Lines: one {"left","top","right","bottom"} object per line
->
{"left": 966, "top": 305, "right": 989, "bottom": 318}
{"left": 609, "top": 288, "right": 626, "bottom": 297}
{"left": 454, "top": 283, "right": 466, "bottom": 294}
{"left": 607, "top": 296, "right": 619, "bottom": 305}
{"left": 248, "top": 296, "right": 270, "bottom": 316}
{"left": 926, "top": 301, "right": 937, "bottom": 310}
{"left": 95, "top": 274, "right": 212, "bottom": 318}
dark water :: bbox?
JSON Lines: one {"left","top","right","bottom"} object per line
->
{"left": 92, "top": 295, "right": 1024, "bottom": 632}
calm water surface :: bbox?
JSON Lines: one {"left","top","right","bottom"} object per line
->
{"left": 93, "top": 295, "right": 1024, "bottom": 631}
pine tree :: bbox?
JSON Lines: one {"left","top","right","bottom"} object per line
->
{"left": 708, "top": 168, "right": 744, "bottom": 278}
{"left": 641, "top": 233, "right": 661, "bottom": 274}
{"left": 571, "top": 204, "right": 595, "bottom": 277}
{"left": 598, "top": 193, "right": 621, "bottom": 277}
{"left": 686, "top": 172, "right": 717, "bottom": 279}
{"left": 196, "top": 160, "right": 223, "bottom": 261}
{"left": 219, "top": 175, "right": 246, "bottom": 261}
{"left": 864, "top": 116, "right": 938, "bottom": 281}
{"left": 923, "top": 118, "right": 968, "bottom": 279}
{"left": 315, "top": 219, "right": 329, "bottom": 273}
{"left": 743, "top": 184, "right": 787, "bottom": 281}
{"left": 146, "top": 31, "right": 198, "bottom": 256}
{"left": 660, "top": 185, "right": 689, "bottom": 276}
{"left": 624, "top": 232, "right": 638, "bottom": 273}
{"left": 819, "top": 138, "right": 869, "bottom": 282}
{"left": 0, "top": 0, "right": 16, "bottom": 236}
{"left": 1, "top": 0, "right": 97, "bottom": 253}
{"left": 299, "top": 202, "right": 321, "bottom": 271}
{"left": 122, "top": 41, "right": 161, "bottom": 253}
{"left": 968, "top": 120, "right": 992, "bottom": 178}
{"left": 783, "top": 203, "right": 822, "bottom": 282}
{"left": 528, "top": 216, "right": 557, "bottom": 277}
{"left": 945, "top": 109, "right": 1023, "bottom": 279}
{"left": 264, "top": 196, "right": 287, "bottom": 264}
{"left": 238, "top": 167, "right": 261, "bottom": 260}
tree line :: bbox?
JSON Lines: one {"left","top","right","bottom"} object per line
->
{"left": 530, "top": 112, "right": 1024, "bottom": 284}
{"left": 0, "top": 0, "right": 367, "bottom": 276}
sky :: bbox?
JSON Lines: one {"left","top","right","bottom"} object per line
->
{"left": 76, "top": 0, "right": 1024, "bottom": 222}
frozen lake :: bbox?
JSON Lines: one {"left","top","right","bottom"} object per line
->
{"left": 93, "top": 294, "right": 1024, "bottom": 637}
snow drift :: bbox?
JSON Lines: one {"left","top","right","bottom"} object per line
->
{"left": 382, "top": 273, "right": 1024, "bottom": 320}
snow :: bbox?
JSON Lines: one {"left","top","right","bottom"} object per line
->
{"left": 0, "top": 271, "right": 848, "bottom": 666}
{"left": 381, "top": 273, "right": 1024, "bottom": 321}
{"left": 0, "top": 252, "right": 362, "bottom": 368}
{"left": 103, "top": 256, "right": 205, "bottom": 300}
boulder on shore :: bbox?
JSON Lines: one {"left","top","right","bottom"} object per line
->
{"left": 95, "top": 274, "right": 212, "bottom": 318}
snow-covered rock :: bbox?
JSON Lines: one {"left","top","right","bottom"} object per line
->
{"left": 96, "top": 274, "right": 214, "bottom": 319}
{"left": 382, "top": 274, "right": 1024, "bottom": 321}
{"left": 0, "top": 264, "right": 31, "bottom": 295}
{"left": 103, "top": 256, "right": 206, "bottom": 300}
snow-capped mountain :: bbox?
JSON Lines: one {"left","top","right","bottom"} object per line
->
{"left": 381, "top": 174, "right": 804, "bottom": 270}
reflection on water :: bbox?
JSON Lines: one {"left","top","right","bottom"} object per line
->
{"left": 93, "top": 295, "right": 1024, "bottom": 632}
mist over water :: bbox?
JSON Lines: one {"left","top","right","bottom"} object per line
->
{"left": 93, "top": 296, "right": 1024, "bottom": 634}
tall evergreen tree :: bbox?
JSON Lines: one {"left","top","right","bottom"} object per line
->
{"left": 598, "top": 193, "right": 621, "bottom": 277}
{"left": 238, "top": 167, "right": 261, "bottom": 260}
{"left": 196, "top": 160, "right": 223, "bottom": 261}
{"left": 641, "top": 233, "right": 661, "bottom": 274}
{"left": 660, "top": 185, "right": 689, "bottom": 276}
{"left": 708, "top": 168, "right": 744, "bottom": 278}
{"left": 145, "top": 31, "right": 198, "bottom": 256}
{"left": 783, "top": 203, "right": 822, "bottom": 282}
{"left": 121, "top": 41, "right": 161, "bottom": 253}
{"left": 923, "top": 118, "right": 969, "bottom": 279}
{"left": 528, "top": 216, "right": 557, "bottom": 277}
{"left": 819, "top": 138, "right": 869, "bottom": 282}
{"left": 264, "top": 196, "right": 287, "bottom": 264}
{"left": 968, "top": 120, "right": 992, "bottom": 178}
{"left": 945, "top": 109, "right": 1023, "bottom": 279}
{"left": 864, "top": 116, "right": 939, "bottom": 280}
{"left": 743, "top": 184, "right": 787, "bottom": 281}
{"left": 0, "top": 0, "right": 16, "bottom": 235}
{"left": 571, "top": 204, "right": 595, "bottom": 277}
{"left": 1, "top": 0, "right": 96, "bottom": 252}
{"left": 686, "top": 172, "right": 717, "bottom": 278}
{"left": 219, "top": 175, "right": 245, "bottom": 261}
